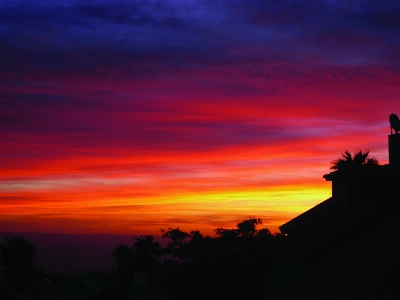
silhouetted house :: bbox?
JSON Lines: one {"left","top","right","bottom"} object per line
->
{"left": 263, "top": 132, "right": 400, "bottom": 299}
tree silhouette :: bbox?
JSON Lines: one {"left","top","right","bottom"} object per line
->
{"left": 111, "top": 236, "right": 163, "bottom": 290}
{"left": 330, "top": 150, "right": 379, "bottom": 170}
{"left": 160, "top": 227, "right": 190, "bottom": 258}
{"left": 237, "top": 217, "right": 263, "bottom": 237}
{"left": 133, "top": 235, "right": 162, "bottom": 271}
{"left": 112, "top": 218, "right": 282, "bottom": 299}
{"left": 111, "top": 244, "right": 134, "bottom": 289}
{"left": 0, "top": 235, "right": 36, "bottom": 292}
{"left": 215, "top": 217, "right": 263, "bottom": 239}
{"left": 134, "top": 235, "right": 161, "bottom": 256}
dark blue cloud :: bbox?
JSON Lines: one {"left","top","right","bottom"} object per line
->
{"left": 223, "top": 0, "right": 400, "bottom": 65}
{"left": 0, "top": 0, "right": 399, "bottom": 92}
{"left": 1, "top": 0, "right": 399, "bottom": 81}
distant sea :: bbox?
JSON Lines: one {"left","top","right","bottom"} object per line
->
{"left": 0, "top": 232, "right": 165, "bottom": 273}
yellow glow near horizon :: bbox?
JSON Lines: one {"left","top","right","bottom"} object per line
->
{"left": 0, "top": 179, "right": 331, "bottom": 235}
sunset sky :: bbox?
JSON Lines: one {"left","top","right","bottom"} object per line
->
{"left": 1, "top": 0, "right": 400, "bottom": 236}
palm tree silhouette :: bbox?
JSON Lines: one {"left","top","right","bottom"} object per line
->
{"left": 0, "top": 235, "right": 36, "bottom": 292}
{"left": 133, "top": 235, "right": 161, "bottom": 258}
{"left": 330, "top": 150, "right": 379, "bottom": 170}
{"left": 133, "top": 235, "right": 162, "bottom": 271}
{"left": 112, "top": 244, "right": 134, "bottom": 289}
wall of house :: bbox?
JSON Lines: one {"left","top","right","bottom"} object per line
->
{"left": 316, "top": 208, "right": 400, "bottom": 300}
{"left": 389, "top": 134, "right": 400, "bottom": 166}
{"left": 329, "top": 166, "right": 400, "bottom": 210}
{"left": 264, "top": 207, "right": 400, "bottom": 300}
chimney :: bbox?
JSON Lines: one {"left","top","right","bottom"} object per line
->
{"left": 388, "top": 133, "right": 400, "bottom": 166}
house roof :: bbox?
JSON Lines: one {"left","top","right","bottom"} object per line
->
{"left": 279, "top": 197, "right": 335, "bottom": 235}
{"left": 279, "top": 165, "right": 400, "bottom": 248}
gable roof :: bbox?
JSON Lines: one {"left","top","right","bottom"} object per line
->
{"left": 279, "top": 165, "right": 400, "bottom": 246}
{"left": 279, "top": 197, "right": 335, "bottom": 235}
